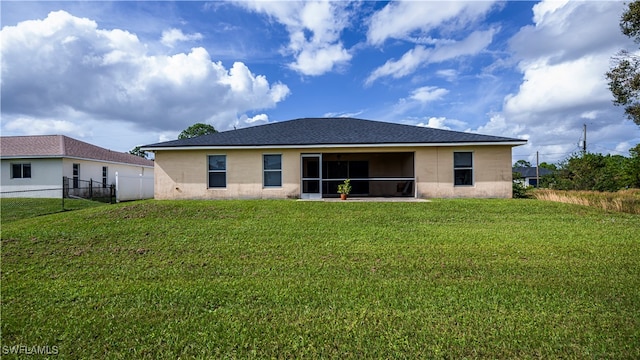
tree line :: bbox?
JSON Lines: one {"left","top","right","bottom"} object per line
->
{"left": 515, "top": 144, "right": 640, "bottom": 192}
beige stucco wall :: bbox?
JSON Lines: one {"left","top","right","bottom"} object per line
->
{"left": 415, "top": 146, "right": 513, "bottom": 198}
{"left": 154, "top": 149, "right": 301, "bottom": 199}
{"left": 152, "top": 145, "right": 514, "bottom": 200}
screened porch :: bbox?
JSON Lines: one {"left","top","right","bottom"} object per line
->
{"left": 301, "top": 152, "right": 415, "bottom": 199}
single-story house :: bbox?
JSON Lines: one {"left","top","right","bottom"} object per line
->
{"left": 513, "top": 166, "right": 554, "bottom": 187}
{"left": 142, "top": 118, "right": 527, "bottom": 200}
{"left": 1, "top": 135, "right": 154, "bottom": 200}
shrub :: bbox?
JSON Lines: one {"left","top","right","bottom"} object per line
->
{"left": 512, "top": 180, "right": 531, "bottom": 198}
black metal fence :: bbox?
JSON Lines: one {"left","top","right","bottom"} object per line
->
{"left": 1, "top": 178, "right": 115, "bottom": 222}
{"left": 63, "top": 177, "right": 115, "bottom": 203}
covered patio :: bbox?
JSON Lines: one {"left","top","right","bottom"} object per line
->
{"left": 301, "top": 152, "right": 416, "bottom": 199}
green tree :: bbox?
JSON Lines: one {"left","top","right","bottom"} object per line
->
{"left": 539, "top": 162, "right": 557, "bottom": 171}
{"left": 129, "top": 146, "right": 148, "bottom": 159}
{"left": 624, "top": 143, "right": 640, "bottom": 187}
{"left": 513, "top": 159, "right": 532, "bottom": 168}
{"left": 178, "top": 123, "right": 217, "bottom": 139}
{"left": 606, "top": 0, "right": 640, "bottom": 126}
{"left": 511, "top": 160, "right": 532, "bottom": 198}
{"left": 554, "top": 152, "right": 630, "bottom": 191}
{"left": 601, "top": 154, "right": 628, "bottom": 191}
{"left": 537, "top": 162, "right": 558, "bottom": 188}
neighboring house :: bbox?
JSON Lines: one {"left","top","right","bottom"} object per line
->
{"left": 513, "top": 166, "right": 554, "bottom": 187}
{"left": 143, "top": 118, "right": 527, "bottom": 200}
{"left": 1, "top": 135, "right": 154, "bottom": 200}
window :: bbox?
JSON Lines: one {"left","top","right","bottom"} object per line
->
{"left": 102, "top": 166, "right": 108, "bottom": 188}
{"left": 263, "top": 154, "right": 282, "bottom": 187}
{"left": 454, "top": 152, "right": 473, "bottom": 186}
{"left": 73, "top": 163, "right": 80, "bottom": 188}
{"left": 208, "top": 155, "right": 226, "bottom": 188}
{"left": 11, "top": 163, "right": 31, "bottom": 179}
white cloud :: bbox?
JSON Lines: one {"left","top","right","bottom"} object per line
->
{"left": 366, "top": 29, "right": 496, "bottom": 85}
{"left": 502, "top": 1, "right": 624, "bottom": 125}
{"left": 161, "top": 28, "right": 203, "bottom": 48}
{"left": 289, "top": 43, "right": 351, "bottom": 76}
{"left": 243, "top": 114, "right": 269, "bottom": 124}
{"left": 410, "top": 86, "right": 449, "bottom": 103}
{"left": 418, "top": 117, "right": 449, "bottom": 130}
{"left": 503, "top": 56, "right": 610, "bottom": 117}
{"left": 474, "top": 113, "right": 527, "bottom": 140}
{"left": 366, "top": 46, "right": 429, "bottom": 85}
{"left": 0, "top": 10, "right": 290, "bottom": 138}
{"left": 415, "top": 116, "right": 467, "bottom": 131}
{"left": 367, "top": 0, "right": 497, "bottom": 46}
{"left": 615, "top": 141, "right": 634, "bottom": 156}
{"left": 478, "top": 0, "right": 640, "bottom": 163}
{"left": 510, "top": 0, "right": 628, "bottom": 65}
{"left": 4, "top": 117, "right": 83, "bottom": 136}
{"left": 580, "top": 111, "right": 599, "bottom": 120}
{"left": 436, "top": 69, "right": 458, "bottom": 82}
{"left": 235, "top": 1, "right": 352, "bottom": 76}
{"left": 431, "top": 29, "right": 497, "bottom": 62}
{"left": 323, "top": 110, "right": 365, "bottom": 118}
{"left": 531, "top": 0, "right": 569, "bottom": 25}
{"left": 1, "top": 113, "right": 173, "bottom": 153}
{"left": 391, "top": 86, "right": 452, "bottom": 122}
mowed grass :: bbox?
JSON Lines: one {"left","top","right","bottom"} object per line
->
{"left": 1, "top": 198, "right": 107, "bottom": 223}
{"left": 1, "top": 199, "right": 639, "bottom": 358}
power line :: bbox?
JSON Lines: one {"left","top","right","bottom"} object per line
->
{"left": 512, "top": 150, "right": 575, "bottom": 159}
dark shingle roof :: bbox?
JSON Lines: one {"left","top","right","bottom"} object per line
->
{"left": 513, "top": 166, "right": 554, "bottom": 178}
{"left": 143, "top": 118, "right": 526, "bottom": 149}
{"left": 1, "top": 135, "right": 154, "bottom": 167}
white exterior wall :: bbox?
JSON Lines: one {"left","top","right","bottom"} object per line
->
{"left": 1, "top": 158, "right": 64, "bottom": 198}
{"left": 0, "top": 157, "right": 153, "bottom": 199}
{"left": 61, "top": 158, "right": 154, "bottom": 201}
{"left": 61, "top": 158, "right": 151, "bottom": 185}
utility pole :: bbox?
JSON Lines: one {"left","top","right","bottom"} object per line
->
{"left": 536, "top": 151, "right": 539, "bottom": 188}
{"left": 582, "top": 124, "right": 587, "bottom": 155}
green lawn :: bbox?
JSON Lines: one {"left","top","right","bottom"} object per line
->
{"left": 1, "top": 198, "right": 107, "bottom": 223}
{"left": 1, "top": 199, "right": 639, "bottom": 358}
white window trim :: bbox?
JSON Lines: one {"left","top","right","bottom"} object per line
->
{"left": 263, "top": 153, "right": 282, "bottom": 188}
{"left": 11, "top": 163, "right": 31, "bottom": 179}
{"left": 207, "top": 154, "right": 227, "bottom": 189}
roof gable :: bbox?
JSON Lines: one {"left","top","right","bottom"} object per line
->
{"left": 1, "top": 135, "right": 154, "bottom": 167}
{"left": 143, "top": 118, "right": 526, "bottom": 149}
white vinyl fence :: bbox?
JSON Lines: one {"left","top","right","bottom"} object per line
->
{"left": 115, "top": 172, "right": 154, "bottom": 202}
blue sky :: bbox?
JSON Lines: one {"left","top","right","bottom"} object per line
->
{"left": 2, "top": 0, "right": 640, "bottom": 164}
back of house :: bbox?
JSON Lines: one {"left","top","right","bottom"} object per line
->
{"left": 143, "top": 118, "right": 526, "bottom": 200}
